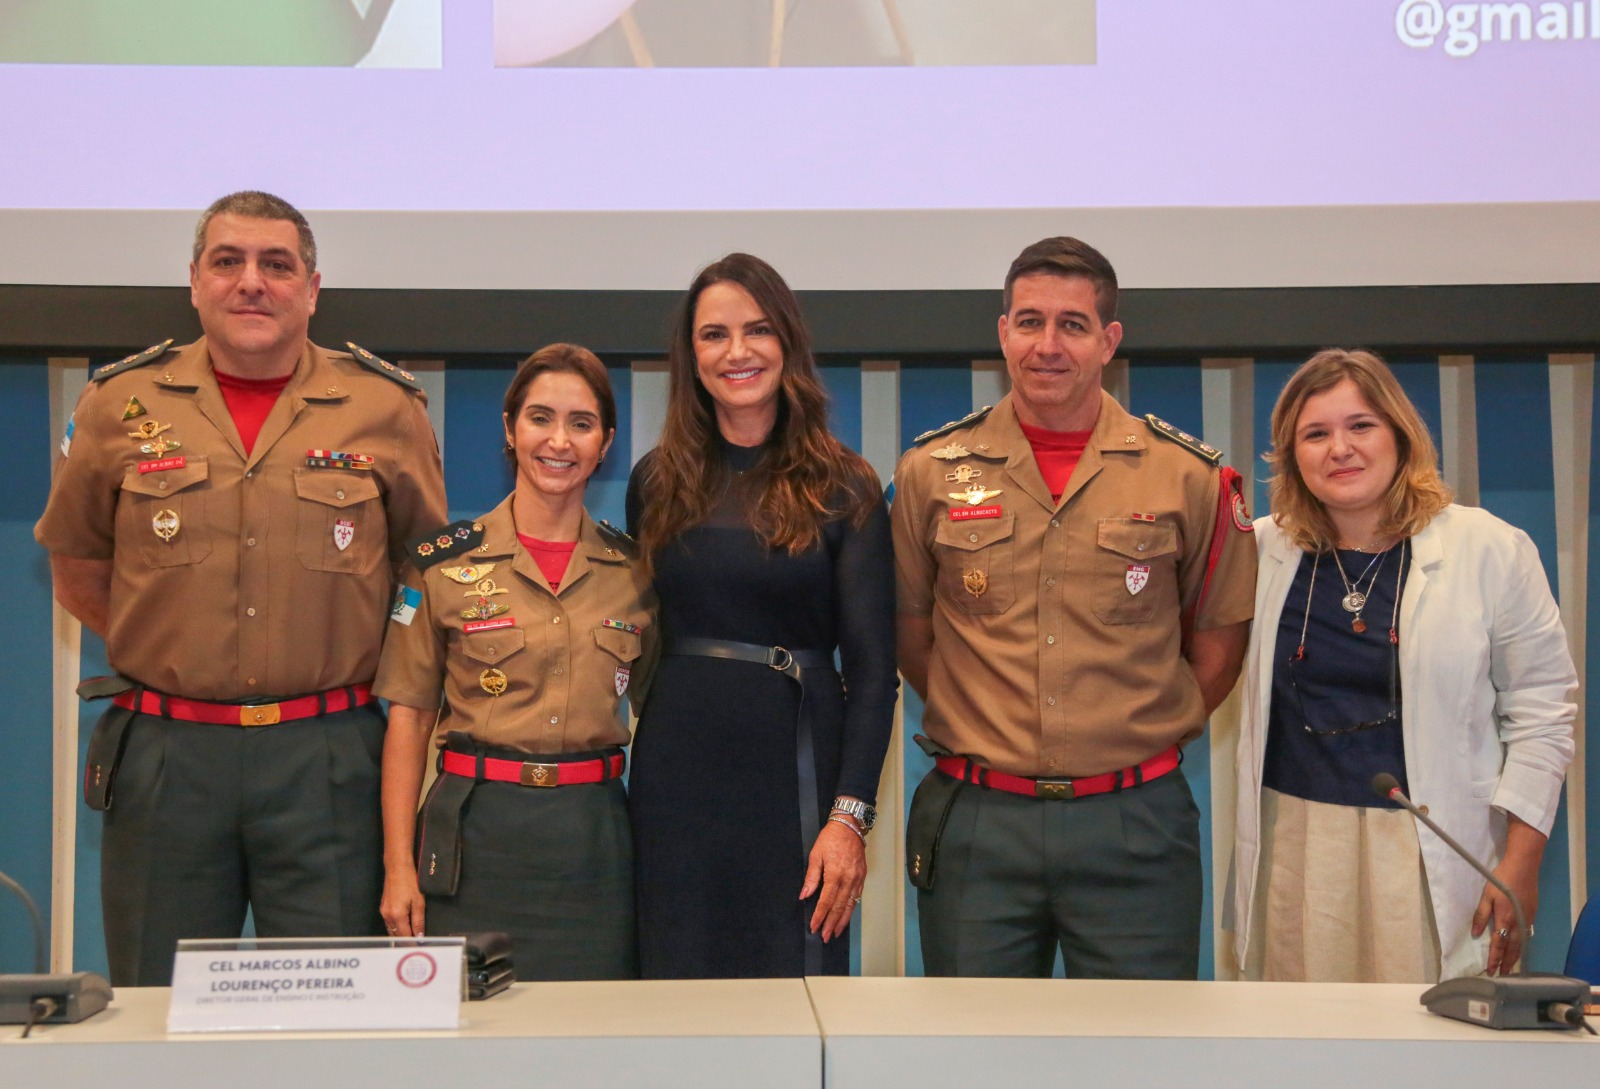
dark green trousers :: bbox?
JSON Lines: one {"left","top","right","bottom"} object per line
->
{"left": 100, "top": 705, "right": 386, "bottom": 986}
{"left": 914, "top": 767, "right": 1203, "bottom": 978}
{"left": 423, "top": 776, "right": 636, "bottom": 981}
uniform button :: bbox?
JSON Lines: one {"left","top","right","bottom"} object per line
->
{"left": 158, "top": 480, "right": 168, "bottom": 490}
{"left": 1046, "top": 696, "right": 1057, "bottom": 706}
{"left": 549, "top": 715, "right": 559, "bottom": 725}
{"left": 552, "top": 617, "right": 562, "bottom": 625}
{"left": 1045, "top": 577, "right": 1056, "bottom": 587}
{"left": 1046, "top": 635, "right": 1056, "bottom": 645}
{"left": 246, "top": 607, "right": 256, "bottom": 617}
{"left": 1137, "top": 543, "right": 1146, "bottom": 552}
{"left": 553, "top": 667, "right": 564, "bottom": 677}
{"left": 246, "top": 471, "right": 254, "bottom": 478}
{"left": 968, "top": 533, "right": 979, "bottom": 543}
{"left": 1050, "top": 519, "right": 1060, "bottom": 528}
{"left": 1046, "top": 758, "right": 1057, "bottom": 768}
{"left": 246, "top": 538, "right": 257, "bottom": 547}
{"left": 335, "top": 489, "right": 345, "bottom": 500}
{"left": 1418, "top": 804, "right": 1430, "bottom": 816}
{"left": 487, "top": 645, "right": 496, "bottom": 654}
{"left": 247, "top": 677, "right": 257, "bottom": 686}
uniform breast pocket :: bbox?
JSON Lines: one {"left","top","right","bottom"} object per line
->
{"left": 461, "top": 627, "right": 527, "bottom": 667}
{"left": 119, "top": 458, "right": 212, "bottom": 568}
{"left": 294, "top": 470, "right": 385, "bottom": 575}
{"left": 593, "top": 626, "right": 642, "bottom": 697}
{"left": 934, "top": 513, "right": 1016, "bottom": 615}
{"left": 1093, "top": 518, "right": 1179, "bottom": 624}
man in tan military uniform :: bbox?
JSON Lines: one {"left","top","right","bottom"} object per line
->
{"left": 36, "top": 191, "right": 448, "bottom": 985}
{"left": 892, "top": 236, "right": 1256, "bottom": 978}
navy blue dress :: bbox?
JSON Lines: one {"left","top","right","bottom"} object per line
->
{"left": 626, "top": 439, "right": 896, "bottom": 978}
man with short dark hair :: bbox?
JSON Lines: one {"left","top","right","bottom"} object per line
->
{"left": 37, "top": 191, "right": 448, "bottom": 985}
{"left": 892, "top": 236, "right": 1256, "bottom": 978}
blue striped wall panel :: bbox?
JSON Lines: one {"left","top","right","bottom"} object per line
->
{"left": 1387, "top": 357, "right": 1444, "bottom": 477}
{"left": 0, "top": 359, "right": 56, "bottom": 974}
{"left": 441, "top": 360, "right": 518, "bottom": 522}
{"left": 1474, "top": 356, "right": 1571, "bottom": 972}
{"left": 820, "top": 363, "right": 864, "bottom": 454}
{"left": 1250, "top": 359, "right": 1304, "bottom": 521}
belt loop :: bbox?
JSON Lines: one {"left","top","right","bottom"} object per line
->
{"left": 344, "top": 684, "right": 358, "bottom": 711}
{"left": 474, "top": 751, "right": 486, "bottom": 782}
{"left": 1110, "top": 770, "right": 1125, "bottom": 793}
{"left": 1131, "top": 763, "right": 1145, "bottom": 788}
{"left": 156, "top": 691, "right": 169, "bottom": 718}
{"left": 317, "top": 690, "right": 329, "bottom": 716}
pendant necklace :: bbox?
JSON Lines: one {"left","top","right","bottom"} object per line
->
{"left": 1330, "top": 545, "right": 1388, "bottom": 633}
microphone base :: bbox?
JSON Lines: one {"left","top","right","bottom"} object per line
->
{"left": 0, "top": 972, "right": 113, "bottom": 1025}
{"left": 1421, "top": 973, "right": 1590, "bottom": 1030}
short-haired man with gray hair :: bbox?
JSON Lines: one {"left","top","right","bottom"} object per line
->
{"left": 37, "top": 191, "right": 448, "bottom": 985}
{"left": 892, "top": 236, "right": 1256, "bottom": 979}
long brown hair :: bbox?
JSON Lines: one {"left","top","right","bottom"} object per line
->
{"left": 636, "top": 253, "right": 879, "bottom": 561}
{"left": 1266, "top": 348, "right": 1452, "bottom": 552}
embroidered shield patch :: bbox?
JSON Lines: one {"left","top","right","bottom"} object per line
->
{"left": 1125, "top": 564, "right": 1151, "bottom": 595}
{"left": 333, "top": 518, "right": 355, "bottom": 551}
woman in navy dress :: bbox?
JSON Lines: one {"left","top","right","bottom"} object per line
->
{"left": 627, "top": 253, "right": 896, "bottom": 978}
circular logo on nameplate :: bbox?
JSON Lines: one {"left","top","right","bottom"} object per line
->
{"left": 396, "top": 951, "right": 438, "bottom": 988}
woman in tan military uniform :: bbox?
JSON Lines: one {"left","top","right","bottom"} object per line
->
{"left": 375, "top": 344, "right": 656, "bottom": 980}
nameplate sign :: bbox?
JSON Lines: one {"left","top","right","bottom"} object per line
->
{"left": 167, "top": 936, "right": 464, "bottom": 1033}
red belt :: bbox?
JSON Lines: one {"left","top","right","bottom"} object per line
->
{"left": 112, "top": 684, "right": 373, "bottom": 727}
{"left": 441, "top": 748, "right": 625, "bottom": 788}
{"left": 935, "top": 746, "right": 1180, "bottom": 800}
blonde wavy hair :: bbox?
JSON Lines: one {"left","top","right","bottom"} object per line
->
{"left": 1266, "top": 348, "right": 1452, "bottom": 552}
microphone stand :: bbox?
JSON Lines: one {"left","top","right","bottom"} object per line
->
{"left": 1371, "top": 773, "right": 1593, "bottom": 1032}
{"left": 0, "top": 868, "right": 112, "bottom": 1035}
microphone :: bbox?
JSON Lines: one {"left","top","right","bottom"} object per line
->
{"left": 0, "top": 869, "right": 112, "bottom": 1035}
{"left": 1369, "top": 773, "right": 1593, "bottom": 1032}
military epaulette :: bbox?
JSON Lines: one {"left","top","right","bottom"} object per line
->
{"left": 913, "top": 405, "right": 993, "bottom": 446}
{"left": 346, "top": 342, "right": 423, "bottom": 392}
{"left": 407, "top": 519, "right": 484, "bottom": 569}
{"left": 91, "top": 340, "right": 173, "bottom": 383}
{"left": 1144, "top": 414, "right": 1223, "bottom": 465}
{"left": 595, "top": 520, "right": 637, "bottom": 557}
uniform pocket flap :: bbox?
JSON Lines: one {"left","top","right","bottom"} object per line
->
{"left": 293, "top": 469, "right": 381, "bottom": 508}
{"left": 1096, "top": 519, "right": 1178, "bottom": 561}
{"left": 461, "top": 627, "right": 526, "bottom": 665}
{"left": 120, "top": 456, "right": 210, "bottom": 498}
{"left": 593, "top": 626, "right": 642, "bottom": 662}
{"left": 935, "top": 511, "right": 1016, "bottom": 552}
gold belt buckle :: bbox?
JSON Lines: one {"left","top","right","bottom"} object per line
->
{"left": 520, "top": 762, "right": 560, "bottom": 787}
{"left": 241, "top": 703, "right": 282, "bottom": 727}
{"left": 1034, "top": 778, "right": 1074, "bottom": 800}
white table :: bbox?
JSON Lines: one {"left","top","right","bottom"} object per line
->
{"left": 807, "top": 978, "right": 1598, "bottom": 1089}
{"left": 0, "top": 978, "right": 820, "bottom": 1089}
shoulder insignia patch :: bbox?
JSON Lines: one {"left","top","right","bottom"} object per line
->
{"left": 1144, "top": 414, "right": 1223, "bottom": 465}
{"left": 407, "top": 519, "right": 484, "bottom": 570}
{"left": 595, "top": 520, "right": 637, "bottom": 557}
{"left": 346, "top": 342, "right": 423, "bottom": 392}
{"left": 913, "top": 405, "right": 993, "bottom": 447}
{"left": 91, "top": 340, "right": 174, "bottom": 383}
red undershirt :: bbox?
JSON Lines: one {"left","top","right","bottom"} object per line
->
{"left": 517, "top": 533, "right": 576, "bottom": 592}
{"left": 214, "top": 369, "right": 292, "bottom": 456}
{"left": 1019, "top": 421, "right": 1093, "bottom": 502}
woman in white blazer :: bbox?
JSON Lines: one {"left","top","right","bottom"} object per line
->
{"left": 1230, "top": 349, "right": 1575, "bottom": 983}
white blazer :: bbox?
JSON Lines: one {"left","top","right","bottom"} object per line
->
{"left": 1230, "top": 505, "right": 1576, "bottom": 980}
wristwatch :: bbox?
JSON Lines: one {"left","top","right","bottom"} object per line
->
{"left": 830, "top": 796, "right": 876, "bottom": 835}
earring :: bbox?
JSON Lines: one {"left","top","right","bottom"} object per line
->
{"left": 504, "top": 439, "right": 513, "bottom": 452}
{"left": 596, "top": 455, "right": 605, "bottom": 468}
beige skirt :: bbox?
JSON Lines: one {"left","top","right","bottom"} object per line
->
{"left": 1244, "top": 787, "right": 1441, "bottom": 983}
